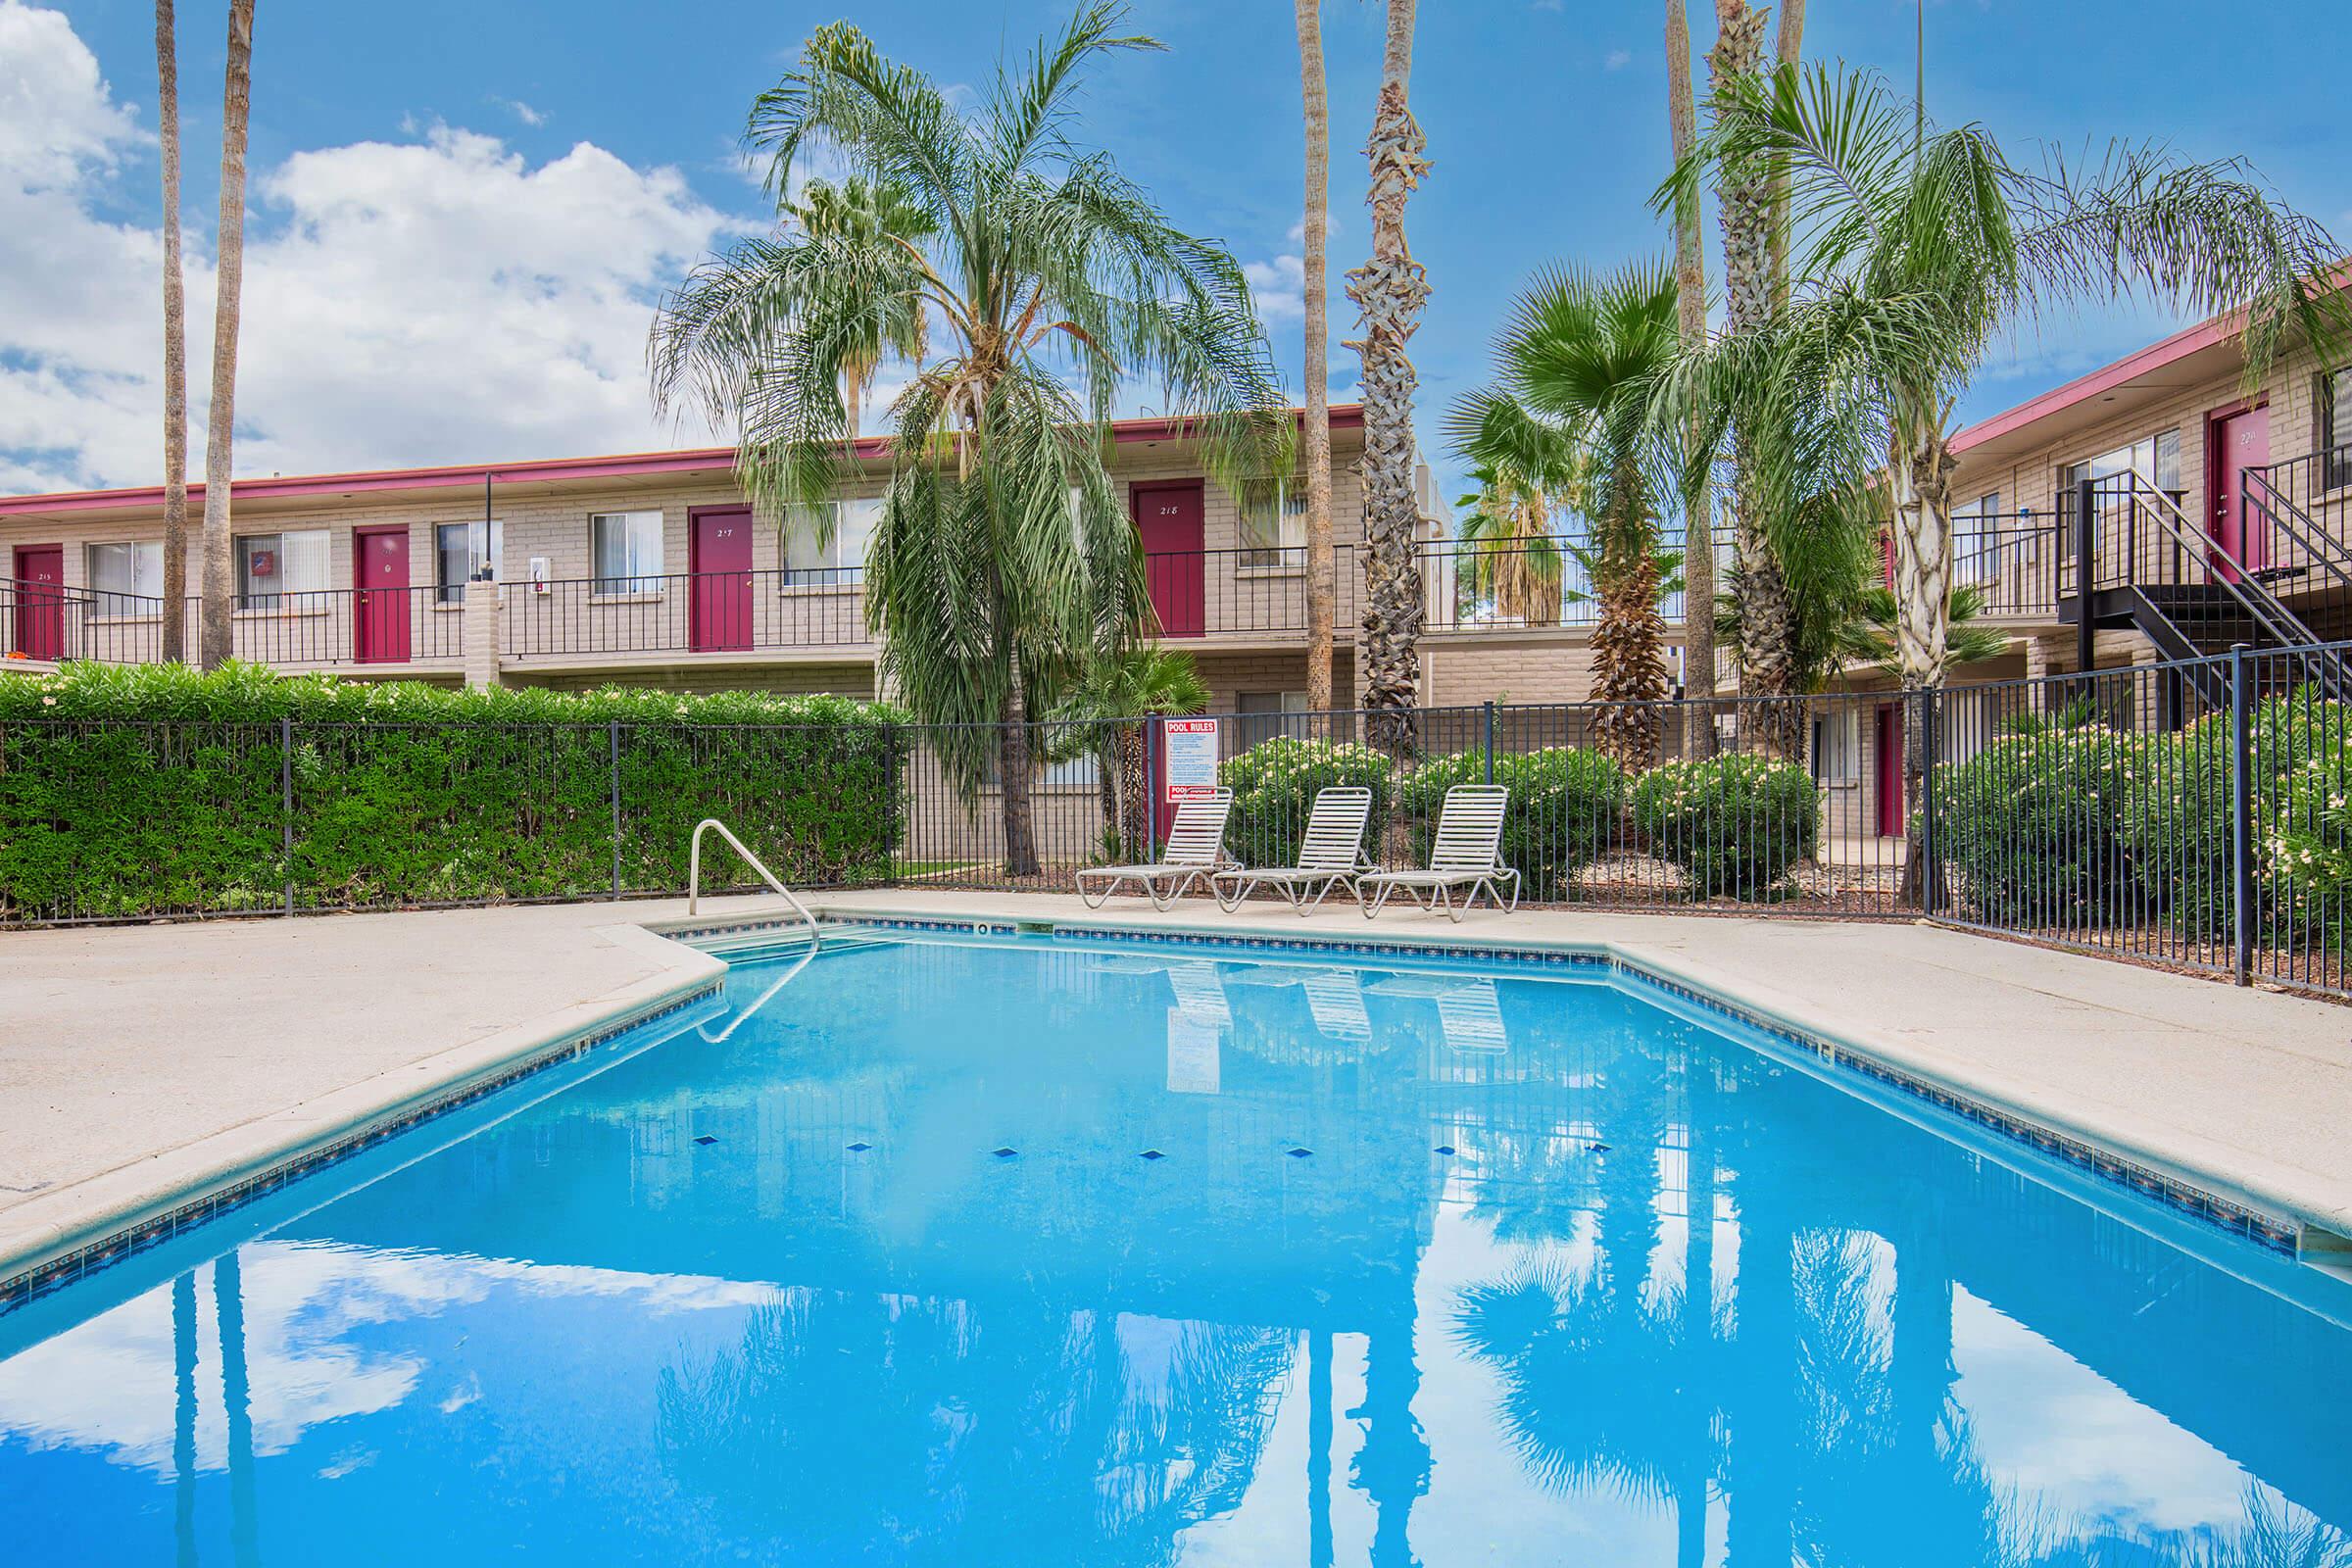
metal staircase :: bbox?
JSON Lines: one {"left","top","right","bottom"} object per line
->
{"left": 2061, "top": 471, "right": 2348, "bottom": 705}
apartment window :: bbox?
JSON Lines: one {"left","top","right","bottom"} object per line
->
{"left": 1949, "top": 491, "right": 2001, "bottom": 582}
{"left": 1235, "top": 689, "right": 1310, "bottom": 747}
{"left": 2322, "top": 368, "right": 2352, "bottom": 489}
{"left": 2061, "top": 430, "right": 2180, "bottom": 498}
{"left": 434, "top": 519, "right": 503, "bottom": 605}
{"left": 1238, "top": 481, "right": 1307, "bottom": 568}
{"left": 782, "top": 498, "right": 881, "bottom": 585}
{"left": 1811, "top": 707, "right": 1860, "bottom": 785}
{"left": 591, "top": 512, "right": 664, "bottom": 593}
{"left": 236, "top": 529, "right": 329, "bottom": 609}
{"left": 85, "top": 540, "right": 162, "bottom": 615}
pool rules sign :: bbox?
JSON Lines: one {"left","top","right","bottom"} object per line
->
{"left": 1162, "top": 717, "right": 1219, "bottom": 803}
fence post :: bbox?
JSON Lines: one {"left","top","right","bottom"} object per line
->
{"left": 609, "top": 718, "right": 622, "bottom": 901}
{"left": 1146, "top": 713, "right": 1162, "bottom": 848}
{"left": 2073, "top": 474, "right": 2097, "bottom": 680}
{"left": 1914, "top": 687, "right": 1937, "bottom": 916}
{"left": 1482, "top": 701, "right": 1495, "bottom": 786}
{"left": 882, "top": 721, "right": 899, "bottom": 884}
{"left": 2229, "top": 644, "right": 2253, "bottom": 986}
{"left": 279, "top": 715, "right": 294, "bottom": 916}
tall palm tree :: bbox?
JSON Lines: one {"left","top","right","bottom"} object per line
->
{"left": 1346, "top": 0, "right": 1431, "bottom": 763}
{"left": 1664, "top": 0, "right": 1714, "bottom": 731}
{"left": 1047, "top": 646, "right": 1210, "bottom": 861}
{"left": 155, "top": 0, "right": 189, "bottom": 663}
{"left": 779, "top": 174, "right": 934, "bottom": 436}
{"left": 1690, "top": 62, "right": 2345, "bottom": 884}
{"left": 196, "top": 0, "right": 256, "bottom": 670}
{"left": 650, "top": 5, "right": 1287, "bottom": 877}
{"left": 1296, "top": 0, "right": 1336, "bottom": 715}
{"left": 1449, "top": 263, "right": 1683, "bottom": 769}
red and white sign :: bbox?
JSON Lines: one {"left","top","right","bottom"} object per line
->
{"left": 1163, "top": 716, "right": 1220, "bottom": 803}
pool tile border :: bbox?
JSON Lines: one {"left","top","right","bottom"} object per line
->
{"left": 802, "top": 910, "right": 2307, "bottom": 1256}
{"left": 0, "top": 981, "right": 723, "bottom": 1318}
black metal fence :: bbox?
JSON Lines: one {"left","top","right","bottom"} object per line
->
{"left": 7, "top": 643, "right": 2349, "bottom": 1000}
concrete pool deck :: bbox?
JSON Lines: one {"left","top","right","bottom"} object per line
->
{"left": 4, "top": 892, "right": 2350, "bottom": 1295}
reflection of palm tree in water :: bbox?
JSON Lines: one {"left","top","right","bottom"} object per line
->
{"left": 656, "top": 1289, "right": 1297, "bottom": 1565}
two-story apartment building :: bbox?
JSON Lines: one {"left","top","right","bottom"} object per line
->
{"left": 0, "top": 406, "right": 1692, "bottom": 714}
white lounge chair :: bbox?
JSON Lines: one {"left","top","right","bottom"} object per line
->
{"left": 1211, "top": 786, "right": 1375, "bottom": 914}
{"left": 1357, "top": 785, "right": 1521, "bottom": 922}
{"left": 1073, "top": 788, "right": 1235, "bottom": 910}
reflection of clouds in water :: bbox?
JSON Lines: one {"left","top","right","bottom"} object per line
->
{"left": 1951, "top": 1285, "right": 2251, "bottom": 1536}
{"left": 0, "top": 1238, "right": 769, "bottom": 1478}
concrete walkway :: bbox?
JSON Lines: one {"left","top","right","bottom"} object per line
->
{"left": 4, "top": 892, "right": 2349, "bottom": 1289}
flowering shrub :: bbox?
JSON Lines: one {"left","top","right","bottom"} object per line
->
{"left": 1396, "top": 747, "right": 1625, "bottom": 900}
{"left": 1219, "top": 735, "right": 1393, "bottom": 870}
{"left": 0, "top": 661, "right": 909, "bottom": 920}
{"left": 1934, "top": 722, "right": 2130, "bottom": 926}
{"left": 2118, "top": 692, "right": 2352, "bottom": 944}
{"left": 1630, "top": 753, "right": 1818, "bottom": 901}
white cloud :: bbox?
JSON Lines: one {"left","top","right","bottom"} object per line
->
{"left": 493, "top": 96, "right": 548, "bottom": 127}
{"left": 1245, "top": 252, "right": 1306, "bottom": 322}
{"left": 1605, "top": 48, "right": 1633, "bottom": 72}
{"left": 0, "top": 0, "right": 736, "bottom": 495}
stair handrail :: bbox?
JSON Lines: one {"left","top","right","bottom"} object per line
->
{"left": 688, "top": 816, "right": 819, "bottom": 944}
{"left": 2111, "top": 471, "right": 2321, "bottom": 652}
{"left": 2240, "top": 457, "right": 2352, "bottom": 601}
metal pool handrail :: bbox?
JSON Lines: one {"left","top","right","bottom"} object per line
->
{"left": 687, "top": 816, "right": 819, "bottom": 945}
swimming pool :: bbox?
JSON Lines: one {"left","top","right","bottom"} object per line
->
{"left": 2, "top": 927, "right": 2346, "bottom": 1563}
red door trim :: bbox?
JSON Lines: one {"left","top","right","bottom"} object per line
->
{"left": 2205, "top": 398, "right": 2272, "bottom": 581}
{"left": 1131, "top": 478, "right": 1207, "bottom": 638}
{"left": 353, "top": 524, "right": 412, "bottom": 664}
{"left": 689, "top": 504, "right": 755, "bottom": 653}
{"left": 11, "top": 543, "right": 66, "bottom": 661}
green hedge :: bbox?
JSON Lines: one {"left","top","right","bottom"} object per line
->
{"left": 1397, "top": 747, "right": 1626, "bottom": 901}
{"left": 1632, "top": 754, "right": 1818, "bottom": 901}
{"left": 1933, "top": 722, "right": 2130, "bottom": 927}
{"left": 1219, "top": 735, "right": 1393, "bottom": 869}
{"left": 0, "top": 662, "right": 909, "bottom": 920}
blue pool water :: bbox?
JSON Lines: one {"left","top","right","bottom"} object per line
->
{"left": 2, "top": 930, "right": 2348, "bottom": 1565}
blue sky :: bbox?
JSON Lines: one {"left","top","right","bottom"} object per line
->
{"left": 8, "top": 0, "right": 2349, "bottom": 508}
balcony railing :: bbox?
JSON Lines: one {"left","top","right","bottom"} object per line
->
{"left": 502, "top": 569, "right": 872, "bottom": 662}
{"left": 1, "top": 581, "right": 464, "bottom": 668}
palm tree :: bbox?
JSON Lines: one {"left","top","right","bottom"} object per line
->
{"left": 1346, "top": 0, "right": 1431, "bottom": 763}
{"left": 1047, "top": 647, "right": 1210, "bottom": 861}
{"left": 1452, "top": 462, "right": 1567, "bottom": 626}
{"left": 779, "top": 175, "right": 934, "bottom": 436}
{"left": 1296, "top": 0, "right": 1337, "bottom": 715}
{"left": 1449, "top": 263, "right": 1684, "bottom": 769}
{"left": 154, "top": 0, "right": 189, "bottom": 663}
{"left": 1703, "top": 0, "right": 1806, "bottom": 762}
{"left": 650, "top": 5, "right": 1288, "bottom": 877}
{"left": 196, "top": 0, "right": 256, "bottom": 670}
{"left": 1687, "top": 62, "right": 2345, "bottom": 883}
{"left": 1664, "top": 0, "right": 1715, "bottom": 733}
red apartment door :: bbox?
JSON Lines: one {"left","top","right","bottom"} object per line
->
{"left": 691, "top": 508, "right": 754, "bottom": 653}
{"left": 1874, "top": 703, "right": 1904, "bottom": 839}
{"left": 1134, "top": 482, "right": 1204, "bottom": 637}
{"left": 2209, "top": 405, "right": 2271, "bottom": 581}
{"left": 12, "top": 545, "right": 64, "bottom": 661}
{"left": 355, "top": 528, "right": 412, "bottom": 663}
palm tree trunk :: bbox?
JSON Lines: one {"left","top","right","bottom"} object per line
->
{"left": 1665, "top": 0, "right": 1715, "bottom": 739}
{"left": 1890, "top": 409, "right": 1956, "bottom": 906}
{"left": 1592, "top": 466, "right": 1671, "bottom": 769}
{"left": 197, "top": 0, "right": 256, "bottom": 671}
{"left": 1346, "top": 0, "right": 1429, "bottom": 769}
{"left": 1710, "top": 0, "right": 1805, "bottom": 762}
{"left": 156, "top": 0, "right": 190, "bottom": 664}
{"left": 1117, "top": 721, "right": 1149, "bottom": 858}
{"left": 1000, "top": 661, "right": 1041, "bottom": 878}
{"left": 1767, "top": 0, "right": 1805, "bottom": 313}
{"left": 1297, "top": 0, "right": 1336, "bottom": 720}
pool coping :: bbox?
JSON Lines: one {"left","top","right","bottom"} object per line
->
{"left": 752, "top": 899, "right": 2350, "bottom": 1266}
{"left": 5, "top": 895, "right": 2344, "bottom": 1318}
{"left": 0, "top": 923, "right": 726, "bottom": 1313}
